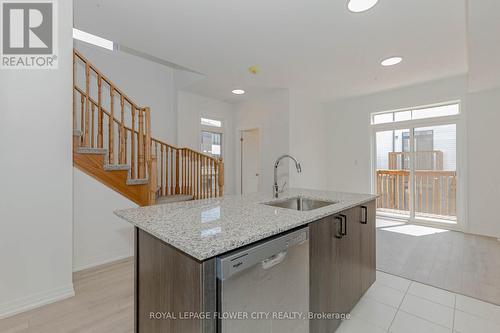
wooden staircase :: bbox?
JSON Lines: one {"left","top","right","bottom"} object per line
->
{"left": 73, "top": 49, "right": 224, "bottom": 206}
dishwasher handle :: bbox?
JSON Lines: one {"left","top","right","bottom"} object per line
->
{"left": 261, "top": 251, "right": 287, "bottom": 270}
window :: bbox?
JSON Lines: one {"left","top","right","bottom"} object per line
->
{"left": 372, "top": 103, "right": 459, "bottom": 125}
{"left": 201, "top": 131, "right": 222, "bottom": 158}
{"left": 200, "top": 117, "right": 223, "bottom": 158}
{"left": 201, "top": 117, "right": 222, "bottom": 128}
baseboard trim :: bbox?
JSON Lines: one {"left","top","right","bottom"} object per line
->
{"left": 73, "top": 251, "right": 133, "bottom": 272}
{"left": 0, "top": 284, "right": 75, "bottom": 320}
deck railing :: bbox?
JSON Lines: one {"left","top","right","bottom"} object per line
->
{"left": 376, "top": 169, "right": 457, "bottom": 218}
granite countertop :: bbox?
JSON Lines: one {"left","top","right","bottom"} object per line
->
{"left": 114, "top": 188, "right": 378, "bottom": 261}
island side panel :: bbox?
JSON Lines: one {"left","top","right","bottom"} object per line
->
{"left": 135, "top": 228, "right": 216, "bottom": 333}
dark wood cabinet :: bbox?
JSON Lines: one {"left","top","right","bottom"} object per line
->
{"left": 309, "top": 200, "right": 376, "bottom": 333}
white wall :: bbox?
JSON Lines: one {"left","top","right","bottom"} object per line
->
{"left": 177, "top": 91, "right": 236, "bottom": 194}
{"left": 467, "top": 87, "right": 500, "bottom": 238}
{"left": 0, "top": 1, "right": 74, "bottom": 318}
{"left": 74, "top": 40, "right": 177, "bottom": 144}
{"left": 73, "top": 169, "right": 136, "bottom": 271}
{"left": 288, "top": 90, "right": 329, "bottom": 190}
{"left": 235, "top": 90, "right": 290, "bottom": 195}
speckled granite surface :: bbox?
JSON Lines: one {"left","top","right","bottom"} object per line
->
{"left": 114, "top": 188, "right": 378, "bottom": 261}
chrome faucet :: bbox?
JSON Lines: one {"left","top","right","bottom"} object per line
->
{"left": 273, "top": 154, "right": 302, "bottom": 198}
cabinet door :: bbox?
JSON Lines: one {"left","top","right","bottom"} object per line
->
{"left": 360, "top": 200, "right": 376, "bottom": 293}
{"left": 336, "top": 207, "right": 362, "bottom": 314}
{"left": 309, "top": 215, "right": 342, "bottom": 333}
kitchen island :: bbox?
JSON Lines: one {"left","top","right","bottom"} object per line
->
{"left": 115, "top": 188, "right": 378, "bottom": 333}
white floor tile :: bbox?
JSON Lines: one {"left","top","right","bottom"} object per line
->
{"left": 350, "top": 296, "right": 397, "bottom": 330}
{"left": 399, "top": 294, "right": 454, "bottom": 328}
{"left": 455, "top": 294, "right": 500, "bottom": 325}
{"left": 453, "top": 310, "right": 500, "bottom": 333}
{"left": 389, "top": 310, "right": 451, "bottom": 333}
{"left": 376, "top": 271, "right": 412, "bottom": 292}
{"left": 337, "top": 317, "right": 387, "bottom": 333}
{"left": 364, "top": 281, "right": 406, "bottom": 308}
{"left": 407, "top": 282, "right": 456, "bottom": 307}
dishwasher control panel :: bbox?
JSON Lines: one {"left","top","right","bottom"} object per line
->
{"left": 216, "top": 227, "right": 309, "bottom": 281}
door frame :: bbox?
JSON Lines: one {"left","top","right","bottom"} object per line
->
{"left": 370, "top": 101, "right": 468, "bottom": 232}
{"left": 238, "top": 127, "right": 262, "bottom": 195}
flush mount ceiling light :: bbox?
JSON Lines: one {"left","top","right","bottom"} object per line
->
{"left": 381, "top": 56, "right": 403, "bottom": 66}
{"left": 232, "top": 89, "right": 245, "bottom": 95}
{"left": 73, "top": 28, "right": 114, "bottom": 50}
{"left": 347, "top": 0, "right": 379, "bottom": 13}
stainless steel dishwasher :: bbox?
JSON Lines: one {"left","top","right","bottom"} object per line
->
{"left": 216, "top": 227, "right": 309, "bottom": 333}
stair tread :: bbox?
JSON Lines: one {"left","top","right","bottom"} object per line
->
{"left": 104, "top": 164, "right": 130, "bottom": 171}
{"left": 126, "top": 178, "right": 149, "bottom": 186}
{"left": 77, "top": 147, "right": 108, "bottom": 155}
{"left": 155, "top": 195, "right": 194, "bottom": 205}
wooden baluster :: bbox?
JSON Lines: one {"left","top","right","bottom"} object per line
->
{"left": 91, "top": 104, "right": 95, "bottom": 147}
{"left": 97, "top": 75, "right": 103, "bottom": 148}
{"left": 419, "top": 175, "right": 423, "bottom": 213}
{"left": 84, "top": 62, "right": 90, "bottom": 147}
{"left": 119, "top": 95, "right": 125, "bottom": 164}
{"left": 124, "top": 130, "right": 128, "bottom": 164}
{"left": 80, "top": 95, "right": 84, "bottom": 144}
{"left": 175, "top": 149, "right": 180, "bottom": 194}
{"left": 433, "top": 177, "right": 440, "bottom": 215}
{"left": 182, "top": 150, "right": 185, "bottom": 194}
{"left": 160, "top": 144, "right": 164, "bottom": 196}
{"left": 144, "top": 107, "right": 152, "bottom": 187}
{"left": 395, "top": 174, "right": 400, "bottom": 210}
{"left": 218, "top": 158, "right": 224, "bottom": 197}
{"left": 149, "top": 149, "right": 157, "bottom": 205}
{"left": 138, "top": 108, "right": 145, "bottom": 179}
{"left": 131, "top": 106, "right": 136, "bottom": 179}
{"left": 194, "top": 153, "right": 197, "bottom": 199}
{"left": 72, "top": 52, "right": 76, "bottom": 130}
{"left": 214, "top": 161, "right": 219, "bottom": 197}
{"left": 376, "top": 172, "right": 381, "bottom": 208}
{"left": 210, "top": 159, "right": 213, "bottom": 198}
{"left": 425, "top": 175, "right": 430, "bottom": 213}
{"left": 171, "top": 148, "right": 174, "bottom": 195}
{"left": 445, "top": 176, "right": 449, "bottom": 216}
{"left": 400, "top": 174, "right": 404, "bottom": 210}
{"left": 109, "top": 87, "right": 114, "bottom": 164}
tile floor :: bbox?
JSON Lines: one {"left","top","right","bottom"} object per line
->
{"left": 338, "top": 270, "right": 500, "bottom": 333}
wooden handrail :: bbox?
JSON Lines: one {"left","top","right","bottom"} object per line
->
{"left": 73, "top": 49, "right": 224, "bottom": 204}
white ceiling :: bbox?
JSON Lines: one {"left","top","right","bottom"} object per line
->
{"left": 74, "top": 0, "right": 475, "bottom": 103}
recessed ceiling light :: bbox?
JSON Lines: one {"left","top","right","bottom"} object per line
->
{"left": 73, "top": 28, "right": 114, "bottom": 50}
{"left": 232, "top": 89, "right": 245, "bottom": 95}
{"left": 381, "top": 56, "right": 403, "bottom": 67}
{"left": 347, "top": 0, "right": 379, "bottom": 13}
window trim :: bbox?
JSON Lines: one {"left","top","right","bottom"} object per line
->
{"left": 371, "top": 100, "right": 461, "bottom": 126}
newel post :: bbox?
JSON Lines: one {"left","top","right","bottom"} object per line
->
{"left": 218, "top": 158, "right": 224, "bottom": 197}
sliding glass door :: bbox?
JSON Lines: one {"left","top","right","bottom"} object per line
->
{"left": 372, "top": 103, "right": 460, "bottom": 226}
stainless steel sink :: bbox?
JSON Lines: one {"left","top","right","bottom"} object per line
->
{"left": 264, "top": 197, "right": 338, "bottom": 211}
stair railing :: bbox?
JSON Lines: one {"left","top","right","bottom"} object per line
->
{"left": 151, "top": 139, "right": 224, "bottom": 200}
{"left": 73, "top": 49, "right": 224, "bottom": 204}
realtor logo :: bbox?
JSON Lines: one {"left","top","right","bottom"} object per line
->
{"left": 1, "top": 0, "right": 57, "bottom": 69}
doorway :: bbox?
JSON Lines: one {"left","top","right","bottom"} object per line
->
{"left": 240, "top": 128, "right": 261, "bottom": 194}
{"left": 372, "top": 102, "right": 461, "bottom": 229}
